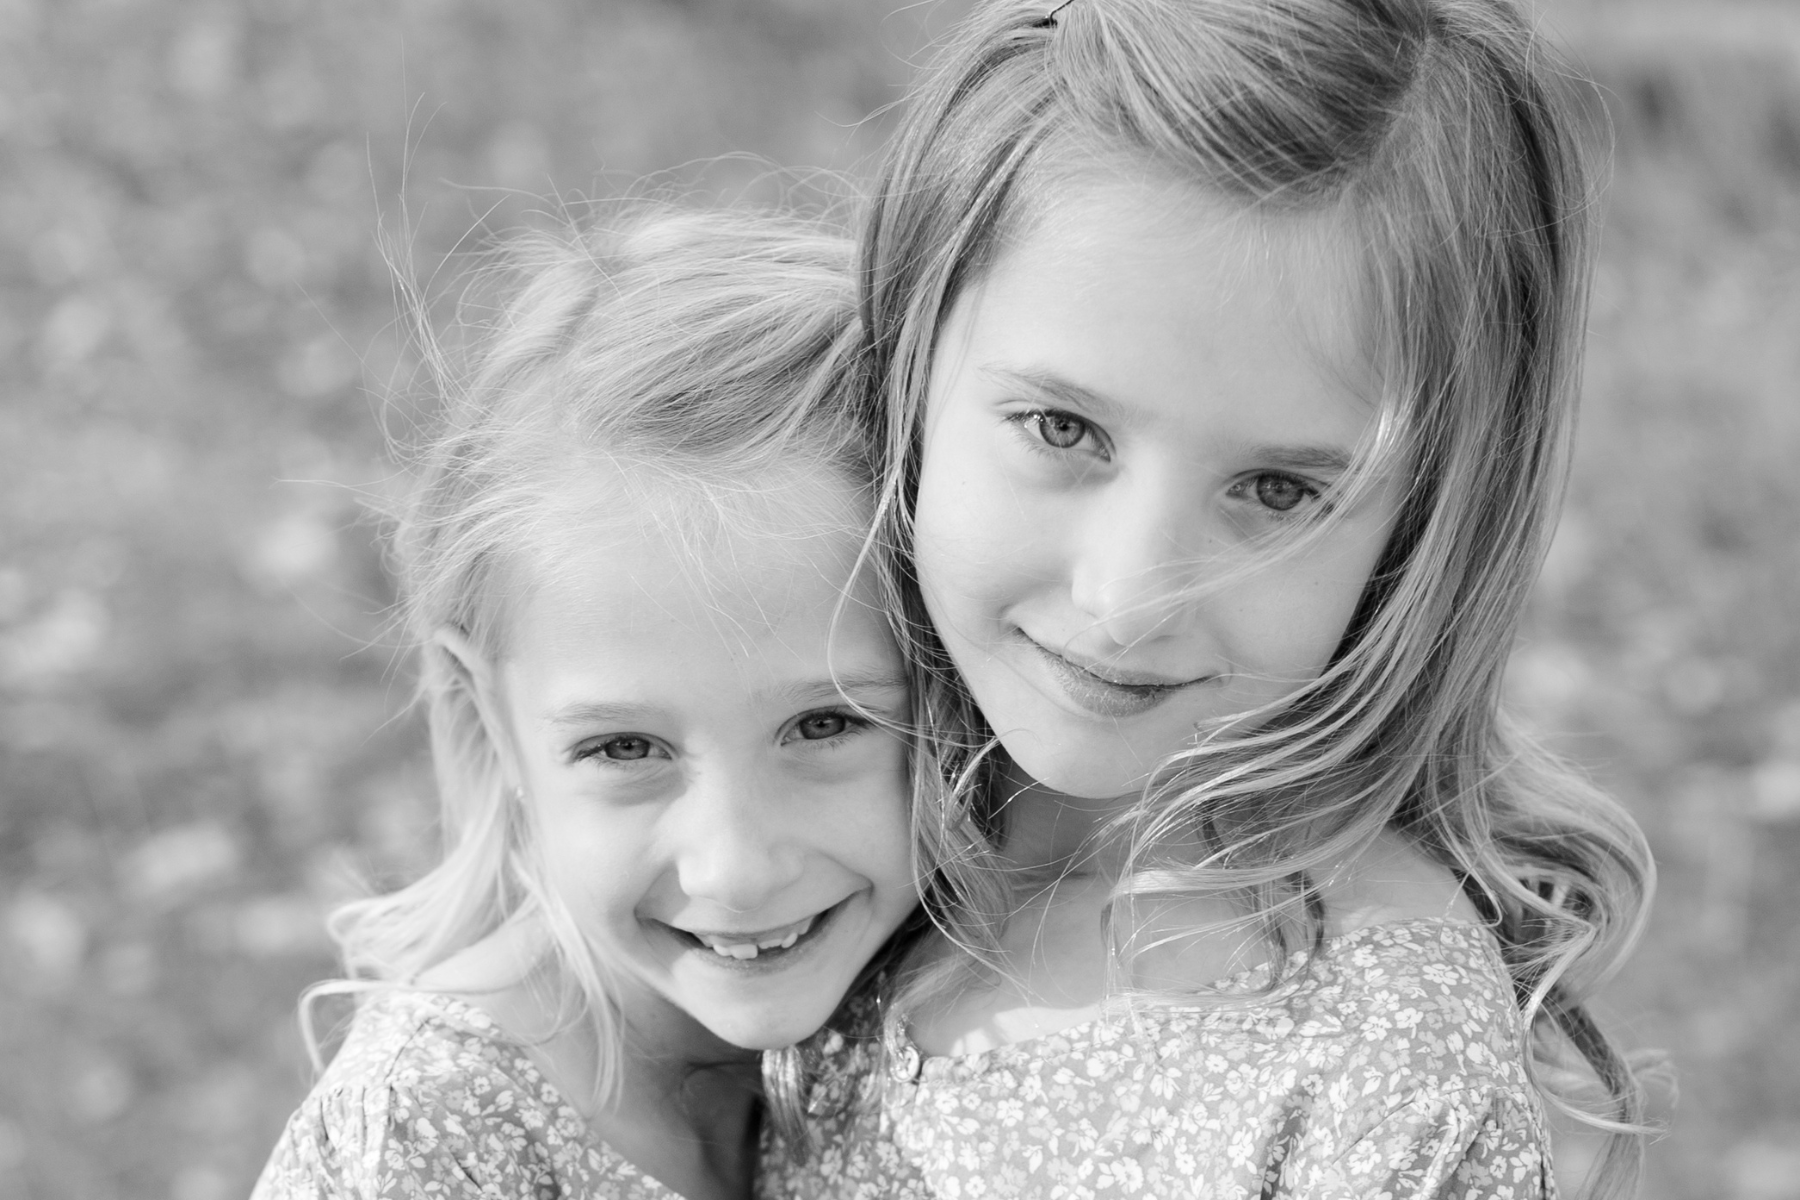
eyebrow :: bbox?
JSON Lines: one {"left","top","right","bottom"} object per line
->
{"left": 546, "top": 701, "right": 660, "bottom": 728}
{"left": 773, "top": 670, "right": 910, "bottom": 706}
{"left": 1238, "top": 443, "right": 1357, "bottom": 475}
{"left": 543, "top": 670, "right": 909, "bottom": 728}
{"left": 983, "top": 366, "right": 1135, "bottom": 427}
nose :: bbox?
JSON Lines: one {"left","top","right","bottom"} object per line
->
{"left": 1068, "top": 472, "right": 1213, "bottom": 649}
{"left": 669, "top": 767, "right": 806, "bottom": 914}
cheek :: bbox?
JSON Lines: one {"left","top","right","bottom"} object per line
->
{"left": 914, "top": 441, "right": 983, "bottom": 556}
{"left": 833, "top": 765, "right": 913, "bottom": 877}
{"left": 536, "top": 806, "right": 651, "bottom": 928}
{"left": 1234, "top": 559, "right": 1377, "bottom": 675}
{"left": 799, "top": 761, "right": 915, "bottom": 916}
{"left": 914, "top": 442, "right": 1037, "bottom": 614}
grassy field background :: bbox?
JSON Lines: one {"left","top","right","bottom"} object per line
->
{"left": 0, "top": 1, "right": 1795, "bottom": 1197}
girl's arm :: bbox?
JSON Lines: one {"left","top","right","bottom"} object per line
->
{"left": 1281, "top": 1086, "right": 1549, "bottom": 1199}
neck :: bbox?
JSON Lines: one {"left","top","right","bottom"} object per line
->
{"left": 588, "top": 981, "right": 761, "bottom": 1200}
{"left": 998, "top": 760, "right": 1132, "bottom": 880}
{"left": 436, "top": 922, "right": 762, "bottom": 1200}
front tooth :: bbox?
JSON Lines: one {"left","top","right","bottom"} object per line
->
{"left": 711, "top": 941, "right": 758, "bottom": 960}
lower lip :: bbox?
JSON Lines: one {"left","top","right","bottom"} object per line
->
{"left": 1025, "top": 638, "right": 1192, "bottom": 719}
{"left": 662, "top": 898, "right": 847, "bottom": 974}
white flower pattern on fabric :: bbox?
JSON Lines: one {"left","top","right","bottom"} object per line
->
{"left": 251, "top": 990, "right": 700, "bottom": 1200}
{"left": 763, "top": 920, "right": 1553, "bottom": 1200}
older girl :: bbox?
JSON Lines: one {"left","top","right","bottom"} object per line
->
{"left": 769, "top": 1, "right": 1654, "bottom": 1196}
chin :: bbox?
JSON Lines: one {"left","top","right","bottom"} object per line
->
{"left": 1005, "top": 732, "right": 1155, "bottom": 801}
{"left": 701, "top": 1009, "right": 827, "bottom": 1052}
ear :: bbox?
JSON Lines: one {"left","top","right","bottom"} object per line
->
{"left": 433, "top": 625, "right": 526, "bottom": 791}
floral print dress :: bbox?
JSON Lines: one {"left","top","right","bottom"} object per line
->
{"left": 251, "top": 990, "right": 679, "bottom": 1200}
{"left": 763, "top": 919, "right": 1554, "bottom": 1200}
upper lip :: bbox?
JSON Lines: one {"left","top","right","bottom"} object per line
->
{"left": 1023, "top": 634, "right": 1207, "bottom": 690}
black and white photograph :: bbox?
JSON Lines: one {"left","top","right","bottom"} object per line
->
{"left": 1, "top": 1, "right": 1795, "bottom": 1198}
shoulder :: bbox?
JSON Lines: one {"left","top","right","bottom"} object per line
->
{"left": 1260, "top": 918, "right": 1551, "bottom": 1182}
{"left": 1103, "top": 923, "right": 1548, "bottom": 1191}
{"left": 1122, "top": 920, "right": 1537, "bottom": 1127}
{"left": 251, "top": 990, "right": 582, "bottom": 1200}
{"left": 1127, "top": 832, "right": 1481, "bottom": 996}
{"left": 1268, "top": 926, "right": 1553, "bottom": 1197}
{"left": 1298, "top": 919, "right": 1526, "bottom": 1067}
{"left": 333, "top": 989, "right": 536, "bottom": 1117}
{"left": 1321, "top": 830, "right": 1485, "bottom": 935}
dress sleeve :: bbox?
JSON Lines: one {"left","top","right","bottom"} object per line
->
{"left": 370, "top": 1077, "right": 549, "bottom": 1198}
{"left": 251, "top": 1072, "right": 554, "bottom": 1200}
{"left": 1276, "top": 1086, "right": 1552, "bottom": 1200}
{"left": 250, "top": 1080, "right": 385, "bottom": 1200}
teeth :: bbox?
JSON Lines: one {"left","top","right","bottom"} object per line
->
{"left": 691, "top": 912, "right": 819, "bottom": 960}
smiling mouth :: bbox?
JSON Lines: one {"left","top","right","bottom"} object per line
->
{"left": 1020, "top": 633, "right": 1207, "bottom": 719}
{"left": 666, "top": 899, "right": 843, "bottom": 965}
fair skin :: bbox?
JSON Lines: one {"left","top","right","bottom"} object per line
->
{"left": 423, "top": 467, "right": 916, "bottom": 1200}
{"left": 908, "top": 175, "right": 1478, "bottom": 1055}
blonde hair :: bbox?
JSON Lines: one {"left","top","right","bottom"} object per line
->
{"left": 862, "top": 0, "right": 1654, "bottom": 1193}
{"left": 309, "top": 207, "right": 878, "bottom": 1110}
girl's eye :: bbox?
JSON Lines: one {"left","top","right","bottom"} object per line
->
{"left": 798, "top": 713, "right": 849, "bottom": 740}
{"left": 1027, "top": 410, "right": 1095, "bottom": 451}
{"left": 576, "top": 735, "right": 664, "bottom": 763}
{"left": 1250, "top": 472, "right": 1319, "bottom": 514}
{"left": 787, "top": 709, "right": 867, "bottom": 744}
{"left": 1008, "top": 408, "right": 1106, "bottom": 458}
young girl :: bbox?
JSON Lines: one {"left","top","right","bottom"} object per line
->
{"left": 251, "top": 210, "right": 922, "bottom": 1200}
{"left": 765, "top": 0, "right": 1654, "bottom": 1196}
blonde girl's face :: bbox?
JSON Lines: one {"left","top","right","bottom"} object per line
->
{"left": 492, "top": 470, "right": 914, "bottom": 1052}
{"left": 913, "top": 177, "right": 1399, "bottom": 800}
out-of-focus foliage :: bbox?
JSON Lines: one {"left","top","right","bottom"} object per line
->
{"left": 1523, "top": 5, "right": 1800, "bottom": 1196}
{"left": 0, "top": 1, "right": 1792, "bottom": 1197}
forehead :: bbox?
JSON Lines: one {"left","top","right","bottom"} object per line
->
{"left": 952, "top": 173, "right": 1377, "bottom": 420}
{"left": 505, "top": 461, "right": 876, "bottom": 649}
{"left": 1030, "top": 169, "right": 1360, "bottom": 330}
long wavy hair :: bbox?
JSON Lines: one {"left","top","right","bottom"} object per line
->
{"left": 306, "top": 207, "right": 891, "bottom": 1118}
{"left": 860, "top": 0, "right": 1655, "bottom": 1194}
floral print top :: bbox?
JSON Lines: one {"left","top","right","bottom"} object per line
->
{"left": 251, "top": 989, "right": 677, "bottom": 1200}
{"left": 763, "top": 919, "right": 1553, "bottom": 1200}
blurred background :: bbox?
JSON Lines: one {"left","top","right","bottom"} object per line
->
{"left": 0, "top": 0, "right": 1794, "bottom": 1196}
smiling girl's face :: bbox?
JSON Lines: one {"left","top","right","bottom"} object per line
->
{"left": 491, "top": 467, "right": 914, "bottom": 1052}
{"left": 914, "top": 178, "right": 1399, "bottom": 800}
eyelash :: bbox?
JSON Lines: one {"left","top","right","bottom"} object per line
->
{"left": 1006, "top": 408, "right": 1110, "bottom": 460}
{"left": 783, "top": 708, "right": 874, "bottom": 747}
{"left": 1231, "top": 471, "right": 1329, "bottom": 519}
{"left": 1006, "top": 408, "right": 1332, "bottom": 520}
{"left": 568, "top": 708, "right": 874, "bottom": 766}
{"left": 570, "top": 734, "right": 668, "bottom": 766}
